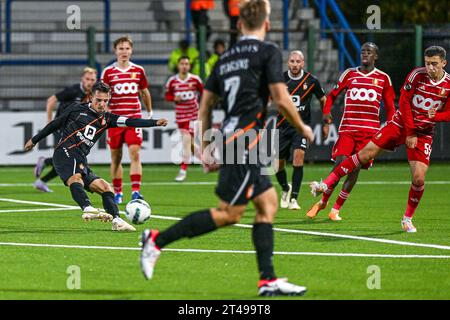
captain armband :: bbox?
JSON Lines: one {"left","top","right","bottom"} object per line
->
{"left": 117, "top": 116, "right": 128, "bottom": 127}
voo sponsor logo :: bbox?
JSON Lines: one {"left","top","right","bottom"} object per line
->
{"left": 349, "top": 88, "right": 378, "bottom": 102}
{"left": 412, "top": 95, "right": 442, "bottom": 111}
{"left": 114, "top": 82, "right": 139, "bottom": 94}
{"left": 175, "top": 91, "right": 195, "bottom": 101}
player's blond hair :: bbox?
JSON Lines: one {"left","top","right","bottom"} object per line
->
{"left": 239, "top": 0, "right": 270, "bottom": 31}
{"left": 113, "top": 35, "right": 133, "bottom": 49}
{"left": 289, "top": 50, "right": 304, "bottom": 60}
{"left": 82, "top": 67, "right": 97, "bottom": 75}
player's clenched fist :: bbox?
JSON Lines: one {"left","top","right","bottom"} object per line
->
{"left": 156, "top": 119, "right": 169, "bottom": 126}
{"left": 24, "top": 139, "right": 35, "bottom": 151}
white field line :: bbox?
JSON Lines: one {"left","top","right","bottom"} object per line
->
{"left": 0, "top": 207, "right": 79, "bottom": 213}
{"left": 0, "top": 242, "right": 449, "bottom": 259}
{"left": 1, "top": 198, "right": 450, "bottom": 251}
{"left": 2, "top": 181, "right": 450, "bottom": 188}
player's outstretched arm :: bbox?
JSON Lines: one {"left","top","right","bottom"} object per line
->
{"left": 269, "top": 82, "right": 314, "bottom": 143}
{"left": 24, "top": 115, "right": 66, "bottom": 151}
{"left": 113, "top": 116, "right": 168, "bottom": 128}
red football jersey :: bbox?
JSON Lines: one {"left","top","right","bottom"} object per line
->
{"left": 324, "top": 67, "right": 396, "bottom": 134}
{"left": 393, "top": 67, "right": 450, "bottom": 138}
{"left": 165, "top": 73, "right": 204, "bottom": 123}
{"left": 101, "top": 62, "right": 149, "bottom": 118}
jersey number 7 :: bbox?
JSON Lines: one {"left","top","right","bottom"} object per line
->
{"left": 224, "top": 76, "right": 241, "bottom": 113}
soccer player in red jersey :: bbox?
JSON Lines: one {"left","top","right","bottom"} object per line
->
{"left": 165, "top": 56, "right": 204, "bottom": 181}
{"left": 101, "top": 36, "right": 153, "bottom": 204}
{"left": 310, "top": 46, "right": 450, "bottom": 232}
{"left": 306, "top": 42, "right": 396, "bottom": 221}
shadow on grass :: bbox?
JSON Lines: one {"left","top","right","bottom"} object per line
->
{"left": 0, "top": 288, "right": 255, "bottom": 300}
{"left": 0, "top": 227, "right": 112, "bottom": 234}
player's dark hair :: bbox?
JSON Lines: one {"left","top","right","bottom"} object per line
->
{"left": 113, "top": 35, "right": 133, "bottom": 49}
{"left": 362, "top": 42, "right": 379, "bottom": 55}
{"left": 178, "top": 55, "right": 190, "bottom": 63}
{"left": 239, "top": 0, "right": 270, "bottom": 31}
{"left": 424, "top": 46, "right": 446, "bottom": 60}
{"left": 92, "top": 81, "right": 111, "bottom": 94}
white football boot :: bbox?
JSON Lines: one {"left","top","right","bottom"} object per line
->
{"left": 175, "top": 169, "right": 187, "bottom": 182}
{"left": 280, "top": 184, "right": 292, "bottom": 209}
{"left": 258, "top": 278, "right": 307, "bottom": 297}
{"left": 310, "top": 181, "right": 328, "bottom": 197}
{"left": 288, "top": 198, "right": 301, "bottom": 210}
{"left": 82, "top": 206, "right": 113, "bottom": 222}
{"left": 112, "top": 217, "right": 136, "bottom": 231}
{"left": 140, "top": 229, "right": 161, "bottom": 279}
{"left": 401, "top": 217, "right": 417, "bottom": 233}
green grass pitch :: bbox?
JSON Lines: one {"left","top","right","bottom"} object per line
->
{"left": 0, "top": 162, "right": 449, "bottom": 300}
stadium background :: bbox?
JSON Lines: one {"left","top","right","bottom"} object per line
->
{"left": 0, "top": 0, "right": 449, "bottom": 164}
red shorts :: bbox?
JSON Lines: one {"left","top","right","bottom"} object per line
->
{"left": 372, "top": 122, "right": 432, "bottom": 166}
{"left": 177, "top": 120, "right": 194, "bottom": 136}
{"left": 332, "top": 131, "right": 374, "bottom": 169}
{"left": 107, "top": 127, "right": 143, "bottom": 149}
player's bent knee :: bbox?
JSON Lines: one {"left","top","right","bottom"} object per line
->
{"left": 67, "top": 174, "right": 83, "bottom": 186}
{"left": 225, "top": 208, "right": 244, "bottom": 224}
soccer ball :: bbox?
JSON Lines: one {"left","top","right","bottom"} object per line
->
{"left": 125, "top": 199, "right": 151, "bottom": 225}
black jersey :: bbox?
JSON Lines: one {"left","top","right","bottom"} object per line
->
{"left": 277, "top": 70, "right": 325, "bottom": 128}
{"left": 206, "top": 36, "right": 284, "bottom": 136}
{"left": 31, "top": 102, "right": 158, "bottom": 157}
{"left": 54, "top": 83, "right": 88, "bottom": 118}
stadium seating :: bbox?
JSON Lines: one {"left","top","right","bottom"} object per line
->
{"left": 0, "top": 0, "right": 338, "bottom": 111}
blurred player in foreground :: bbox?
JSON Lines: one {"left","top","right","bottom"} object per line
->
{"left": 165, "top": 56, "right": 204, "bottom": 181}
{"left": 25, "top": 81, "right": 168, "bottom": 231}
{"left": 310, "top": 46, "right": 450, "bottom": 232}
{"left": 34, "top": 67, "right": 97, "bottom": 192}
{"left": 140, "top": 0, "right": 314, "bottom": 296}
{"left": 307, "top": 42, "right": 396, "bottom": 221}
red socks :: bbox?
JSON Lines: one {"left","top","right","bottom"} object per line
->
{"left": 181, "top": 163, "right": 188, "bottom": 171}
{"left": 404, "top": 183, "right": 424, "bottom": 218}
{"left": 324, "top": 154, "right": 362, "bottom": 188}
{"left": 112, "top": 178, "right": 122, "bottom": 194}
{"left": 333, "top": 190, "right": 349, "bottom": 210}
{"left": 130, "top": 174, "right": 142, "bottom": 193}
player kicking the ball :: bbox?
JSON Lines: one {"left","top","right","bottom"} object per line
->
{"left": 306, "top": 42, "right": 395, "bottom": 221}
{"left": 24, "top": 81, "right": 168, "bottom": 231}
{"left": 310, "top": 46, "right": 450, "bottom": 232}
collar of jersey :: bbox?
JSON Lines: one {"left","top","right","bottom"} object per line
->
{"left": 288, "top": 69, "right": 304, "bottom": 80}
{"left": 176, "top": 73, "right": 192, "bottom": 83}
{"left": 114, "top": 62, "right": 134, "bottom": 73}
{"left": 429, "top": 70, "right": 448, "bottom": 86}
{"left": 239, "top": 35, "right": 262, "bottom": 42}
{"left": 356, "top": 66, "right": 378, "bottom": 77}
{"left": 87, "top": 103, "right": 100, "bottom": 115}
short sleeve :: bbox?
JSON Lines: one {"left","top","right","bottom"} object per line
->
{"left": 205, "top": 65, "right": 220, "bottom": 95}
{"left": 55, "top": 86, "right": 77, "bottom": 102}
{"left": 100, "top": 68, "right": 110, "bottom": 85}
{"left": 312, "top": 78, "right": 326, "bottom": 99}
{"left": 139, "top": 69, "right": 149, "bottom": 90}
{"left": 265, "top": 45, "right": 284, "bottom": 84}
